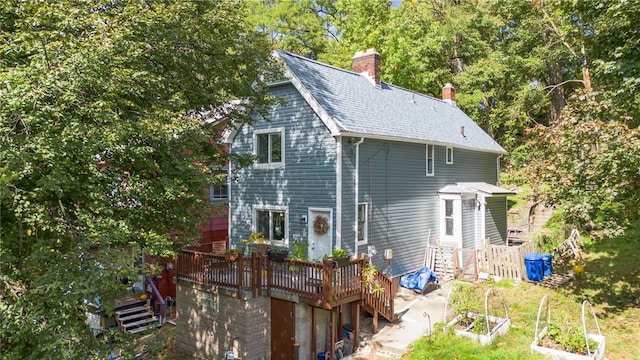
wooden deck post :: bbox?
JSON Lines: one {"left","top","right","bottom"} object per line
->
{"left": 236, "top": 255, "right": 243, "bottom": 298}
{"left": 322, "top": 258, "right": 333, "bottom": 305}
{"left": 352, "top": 302, "right": 360, "bottom": 349}
{"left": 311, "top": 307, "right": 317, "bottom": 357}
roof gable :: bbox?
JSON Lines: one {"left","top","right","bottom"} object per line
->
{"left": 274, "top": 50, "right": 506, "bottom": 154}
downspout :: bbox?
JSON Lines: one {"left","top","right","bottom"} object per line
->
{"left": 353, "top": 138, "right": 364, "bottom": 258}
{"left": 496, "top": 154, "right": 503, "bottom": 186}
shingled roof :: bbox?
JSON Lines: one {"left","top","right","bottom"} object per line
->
{"left": 274, "top": 50, "right": 506, "bottom": 154}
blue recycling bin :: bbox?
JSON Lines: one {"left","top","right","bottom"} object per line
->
{"left": 541, "top": 253, "right": 553, "bottom": 276}
{"left": 524, "top": 253, "right": 544, "bottom": 282}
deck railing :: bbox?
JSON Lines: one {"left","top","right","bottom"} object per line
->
{"left": 363, "top": 269, "right": 395, "bottom": 323}
{"left": 177, "top": 250, "right": 252, "bottom": 297}
{"left": 177, "top": 250, "right": 369, "bottom": 309}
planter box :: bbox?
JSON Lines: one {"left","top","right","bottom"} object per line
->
{"left": 224, "top": 252, "right": 239, "bottom": 262}
{"left": 268, "top": 250, "right": 288, "bottom": 262}
{"left": 334, "top": 257, "right": 349, "bottom": 267}
{"left": 531, "top": 328, "right": 605, "bottom": 360}
{"left": 446, "top": 312, "right": 511, "bottom": 345}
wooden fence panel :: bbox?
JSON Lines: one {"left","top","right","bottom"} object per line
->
{"left": 424, "top": 241, "right": 536, "bottom": 282}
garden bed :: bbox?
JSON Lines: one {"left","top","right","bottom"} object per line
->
{"left": 444, "top": 284, "right": 511, "bottom": 345}
{"left": 531, "top": 295, "right": 605, "bottom": 360}
{"left": 447, "top": 312, "right": 511, "bottom": 346}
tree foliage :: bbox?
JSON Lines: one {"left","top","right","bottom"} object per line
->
{"left": 0, "top": 0, "right": 275, "bottom": 358}
{"left": 526, "top": 91, "right": 640, "bottom": 237}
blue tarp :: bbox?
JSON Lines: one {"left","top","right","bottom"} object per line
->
{"left": 400, "top": 266, "right": 438, "bottom": 292}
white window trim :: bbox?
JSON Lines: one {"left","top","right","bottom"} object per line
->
{"left": 357, "top": 202, "right": 369, "bottom": 245}
{"left": 439, "top": 194, "right": 462, "bottom": 247}
{"left": 426, "top": 144, "right": 435, "bottom": 176}
{"left": 253, "top": 205, "right": 288, "bottom": 245}
{"left": 254, "top": 127, "right": 285, "bottom": 169}
{"left": 446, "top": 146, "right": 454, "bottom": 164}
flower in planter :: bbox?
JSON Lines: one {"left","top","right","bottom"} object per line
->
{"left": 224, "top": 248, "right": 242, "bottom": 261}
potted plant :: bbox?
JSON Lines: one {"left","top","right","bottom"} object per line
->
{"left": 362, "top": 262, "right": 384, "bottom": 294}
{"left": 287, "top": 240, "right": 308, "bottom": 272}
{"left": 331, "top": 248, "right": 349, "bottom": 267}
{"left": 241, "top": 232, "right": 267, "bottom": 256}
{"left": 224, "top": 248, "right": 242, "bottom": 262}
{"left": 268, "top": 245, "right": 289, "bottom": 262}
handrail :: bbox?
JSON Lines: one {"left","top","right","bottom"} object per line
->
{"left": 145, "top": 276, "right": 166, "bottom": 325}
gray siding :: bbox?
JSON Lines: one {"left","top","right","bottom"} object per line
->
{"left": 229, "top": 83, "right": 337, "bottom": 249}
{"left": 486, "top": 197, "right": 508, "bottom": 245}
{"left": 462, "top": 198, "right": 477, "bottom": 249}
{"left": 341, "top": 139, "right": 500, "bottom": 276}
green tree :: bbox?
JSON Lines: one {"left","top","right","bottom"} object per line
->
{"left": 0, "top": 0, "right": 275, "bottom": 358}
{"left": 526, "top": 91, "right": 640, "bottom": 237}
{"left": 319, "top": 0, "right": 390, "bottom": 68}
{"left": 249, "top": 0, "right": 339, "bottom": 59}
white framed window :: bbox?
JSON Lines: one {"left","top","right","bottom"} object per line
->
{"left": 426, "top": 144, "right": 435, "bottom": 176}
{"left": 255, "top": 206, "right": 287, "bottom": 243}
{"left": 439, "top": 195, "right": 462, "bottom": 246}
{"left": 209, "top": 166, "right": 228, "bottom": 203}
{"left": 446, "top": 146, "right": 454, "bottom": 164}
{"left": 357, "top": 202, "right": 368, "bottom": 244}
{"left": 444, "top": 200, "right": 454, "bottom": 236}
{"left": 254, "top": 128, "right": 284, "bottom": 168}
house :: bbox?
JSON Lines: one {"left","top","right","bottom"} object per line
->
{"left": 173, "top": 49, "right": 515, "bottom": 359}
{"left": 226, "top": 48, "right": 513, "bottom": 277}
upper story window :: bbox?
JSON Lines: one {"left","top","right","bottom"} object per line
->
{"left": 256, "top": 207, "right": 287, "bottom": 242}
{"left": 426, "top": 144, "right": 435, "bottom": 176}
{"left": 255, "top": 128, "right": 284, "bottom": 168}
{"left": 446, "top": 146, "right": 454, "bottom": 164}
{"left": 210, "top": 166, "right": 228, "bottom": 203}
{"left": 357, "top": 202, "right": 368, "bottom": 244}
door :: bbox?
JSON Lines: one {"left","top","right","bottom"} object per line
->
{"left": 308, "top": 208, "right": 333, "bottom": 261}
{"left": 271, "top": 298, "right": 295, "bottom": 360}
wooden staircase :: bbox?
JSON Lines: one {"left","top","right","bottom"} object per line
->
{"left": 114, "top": 302, "right": 158, "bottom": 335}
{"left": 509, "top": 201, "right": 555, "bottom": 243}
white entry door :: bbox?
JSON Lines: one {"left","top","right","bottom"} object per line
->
{"left": 308, "top": 208, "right": 333, "bottom": 261}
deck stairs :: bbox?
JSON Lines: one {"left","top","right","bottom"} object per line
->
{"left": 114, "top": 301, "right": 158, "bottom": 335}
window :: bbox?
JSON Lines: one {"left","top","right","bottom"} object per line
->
{"left": 255, "top": 129, "right": 283, "bottom": 166}
{"left": 209, "top": 167, "right": 228, "bottom": 203}
{"left": 444, "top": 200, "right": 454, "bottom": 236}
{"left": 256, "top": 208, "right": 286, "bottom": 242}
{"left": 446, "top": 147, "right": 454, "bottom": 164}
{"left": 426, "top": 144, "right": 435, "bottom": 176}
{"left": 357, "top": 203, "right": 368, "bottom": 243}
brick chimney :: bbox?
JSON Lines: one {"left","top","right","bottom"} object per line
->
{"left": 352, "top": 48, "right": 381, "bottom": 85}
{"left": 442, "top": 83, "right": 456, "bottom": 105}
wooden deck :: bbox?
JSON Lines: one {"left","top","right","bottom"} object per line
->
{"left": 176, "top": 250, "right": 391, "bottom": 311}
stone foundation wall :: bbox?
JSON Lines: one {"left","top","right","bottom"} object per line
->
{"left": 175, "top": 281, "right": 270, "bottom": 359}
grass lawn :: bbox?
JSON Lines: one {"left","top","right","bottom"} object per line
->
{"left": 404, "top": 226, "right": 640, "bottom": 360}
